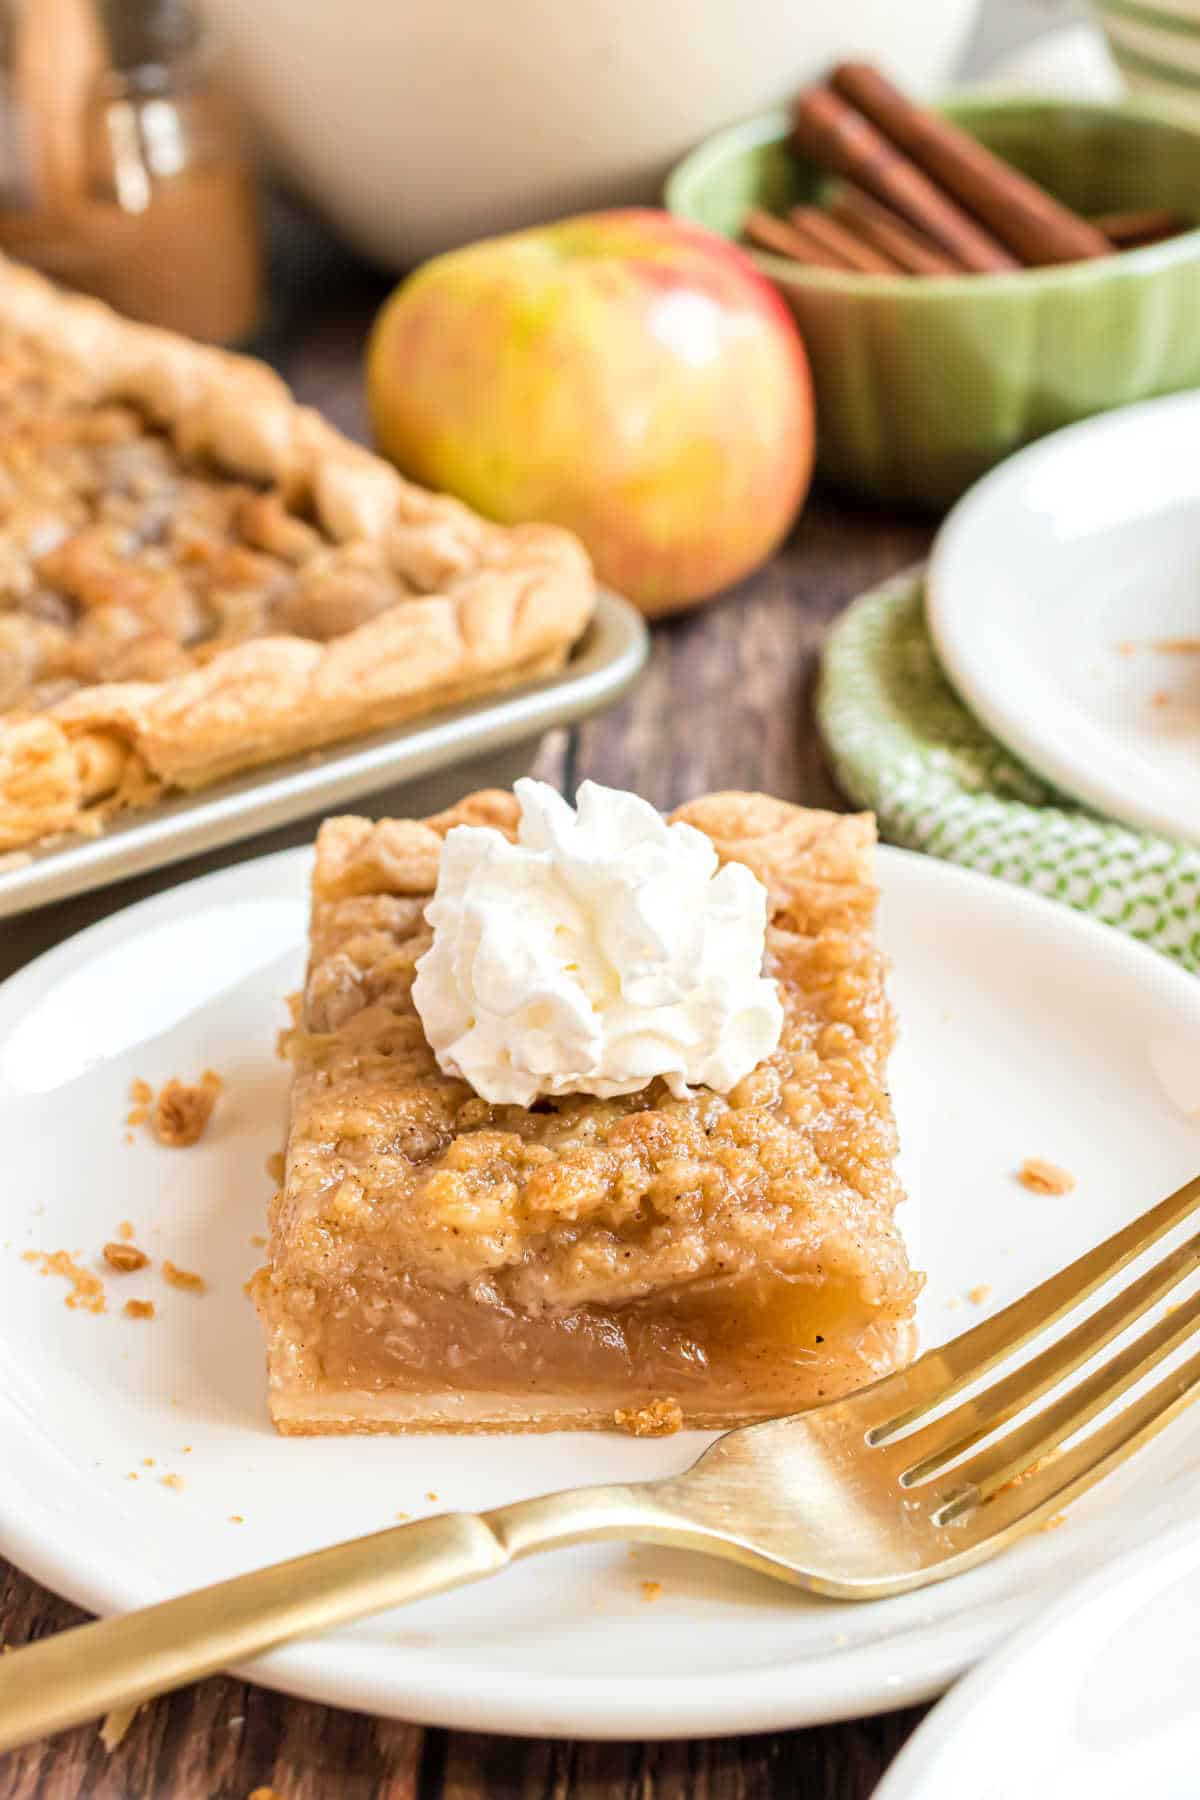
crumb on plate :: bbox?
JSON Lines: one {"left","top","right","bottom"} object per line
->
{"left": 229, "top": 1514, "right": 244, "bottom": 1524}
{"left": 613, "top": 1397, "right": 683, "bottom": 1438}
{"left": 160, "top": 1473, "right": 183, "bottom": 1492}
{"left": 967, "top": 1283, "right": 992, "bottom": 1306}
{"left": 24, "top": 1249, "right": 105, "bottom": 1313}
{"left": 249, "top": 1234, "right": 267, "bottom": 1248}
{"left": 265, "top": 1151, "right": 285, "bottom": 1184}
{"left": 163, "top": 1259, "right": 206, "bottom": 1294}
{"left": 103, "top": 1240, "right": 149, "bottom": 1273}
{"left": 129, "top": 1078, "right": 153, "bottom": 1105}
{"left": 1017, "top": 1158, "right": 1076, "bottom": 1196}
{"left": 640, "top": 1580, "right": 663, "bottom": 1603}
{"left": 1041, "top": 1513, "right": 1067, "bottom": 1532}
{"left": 118, "top": 1220, "right": 135, "bottom": 1240}
{"left": 151, "top": 1073, "right": 221, "bottom": 1148}
{"left": 123, "top": 1299, "right": 155, "bottom": 1320}
{"left": 1153, "top": 638, "right": 1200, "bottom": 654}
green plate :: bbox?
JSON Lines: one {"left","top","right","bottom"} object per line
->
{"left": 666, "top": 98, "right": 1200, "bottom": 507}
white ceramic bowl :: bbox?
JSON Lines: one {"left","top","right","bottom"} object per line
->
{"left": 1094, "top": 0, "right": 1200, "bottom": 123}
{"left": 201, "top": 0, "right": 982, "bottom": 267}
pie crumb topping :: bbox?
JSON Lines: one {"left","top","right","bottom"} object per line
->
{"left": 162, "top": 1259, "right": 206, "bottom": 1294}
{"left": 1017, "top": 1157, "right": 1076, "bottom": 1196}
{"left": 151, "top": 1072, "right": 221, "bottom": 1147}
{"left": 99, "top": 1704, "right": 140, "bottom": 1752}
{"left": 23, "top": 1248, "right": 105, "bottom": 1312}
{"left": 613, "top": 1397, "right": 684, "bottom": 1438}
{"left": 103, "top": 1240, "right": 149, "bottom": 1272}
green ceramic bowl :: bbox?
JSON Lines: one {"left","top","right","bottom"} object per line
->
{"left": 665, "top": 98, "right": 1200, "bottom": 508}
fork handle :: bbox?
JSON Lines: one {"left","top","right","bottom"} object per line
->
{"left": 0, "top": 1483, "right": 699, "bottom": 1751}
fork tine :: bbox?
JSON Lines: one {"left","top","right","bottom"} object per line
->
{"left": 896, "top": 1229, "right": 1200, "bottom": 1485}
{"left": 933, "top": 1286, "right": 1200, "bottom": 1507}
{"left": 869, "top": 1171, "right": 1200, "bottom": 1439}
{"left": 942, "top": 1339, "right": 1200, "bottom": 1545}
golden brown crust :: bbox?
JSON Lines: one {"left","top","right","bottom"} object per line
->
{"left": 0, "top": 260, "right": 594, "bottom": 850}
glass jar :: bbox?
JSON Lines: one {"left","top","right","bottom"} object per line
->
{"left": 0, "top": 0, "right": 263, "bottom": 343}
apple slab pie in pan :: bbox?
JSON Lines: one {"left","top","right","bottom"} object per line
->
{"left": 0, "top": 259, "right": 594, "bottom": 856}
{"left": 253, "top": 787, "right": 920, "bottom": 1434}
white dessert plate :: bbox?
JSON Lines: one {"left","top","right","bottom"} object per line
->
{"left": 926, "top": 389, "right": 1200, "bottom": 846}
{"left": 2, "top": 846, "right": 1200, "bottom": 1739}
{"left": 876, "top": 1523, "right": 1200, "bottom": 1800}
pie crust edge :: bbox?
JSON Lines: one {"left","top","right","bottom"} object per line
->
{"left": 0, "top": 258, "right": 595, "bottom": 851}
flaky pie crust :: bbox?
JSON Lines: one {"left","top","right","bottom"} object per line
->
{"left": 0, "top": 260, "right": 594, "bottom": 853}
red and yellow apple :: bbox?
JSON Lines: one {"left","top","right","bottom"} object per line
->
{"left": 366, "top": 208, "right": 814, "bottom": 616}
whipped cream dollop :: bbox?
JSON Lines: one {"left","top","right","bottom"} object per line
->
{"left": 412, "top": 778, "right": 783, "bottom": 1106}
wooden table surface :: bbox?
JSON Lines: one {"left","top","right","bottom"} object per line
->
{"left": 0, "top": 234, "right": 938, "bottom": 1800}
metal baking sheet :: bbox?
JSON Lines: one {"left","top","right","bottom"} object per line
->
{"left": 0, "top": 589, "right": 647, "bottom": 922}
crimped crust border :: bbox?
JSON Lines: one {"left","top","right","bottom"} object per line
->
{"left": 0, "top": 259, "right": 594, "bottom": 849}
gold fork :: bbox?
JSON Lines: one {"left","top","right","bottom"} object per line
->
{"left": 4, "top": 1172, "right": 1200, "bottom": 1752}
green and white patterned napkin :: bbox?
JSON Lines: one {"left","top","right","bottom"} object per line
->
{"left": 816, "top": 570, "right": 1200, "bottom": 975}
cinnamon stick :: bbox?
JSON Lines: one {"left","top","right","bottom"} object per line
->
{"left": 742, "top": 207, "right": 851, "bottom": 271}
{"left": 830, "top": 62, "right": 1110, "bottom": 267}
{"left": 829, "top": 183, "right": 964, "bottom": 274}
{"left": 787, "top": 206, "right": 902, "bottom": 274}
{"left": 1090, "top": 207, "right": 1187, "bottom": 247}
{"left": 791, "top": 85, "right": 1018, "bottom": 273}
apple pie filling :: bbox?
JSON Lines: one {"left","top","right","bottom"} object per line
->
{"left": 254, "top": 794, "right": 921, "bottom": 1434}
